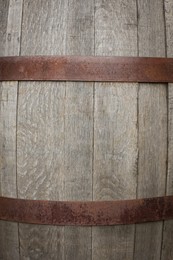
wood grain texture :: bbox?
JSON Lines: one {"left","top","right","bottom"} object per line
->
{"left": 0, "top": 0, "right": 23, "bottom": 259}
{"left": 64, "top": 0, "right": 94, "bottom": 259}
{"left": 17, "top": 0, "right": 94, "bottom": 259}
{"left": 17, "top": 0, "right": 68, "bottom": 259}
{"left": 161, "top": 1, "right": 173, "bottom": 259}
{"left": 0, "top": 1, "right": 171, "bottom": 259}
{"left": 0, "top": 0, "right": 9, "bottom": 56}
{"left": 93, "top": 1, "right": 138, "bottom": 259}
{"left": 134, "top": 1, "right": 167, "bottom": 259}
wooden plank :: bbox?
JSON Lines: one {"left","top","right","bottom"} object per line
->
{"left": 93, "top": 1, "right": 138, "bottom": 259}
{"left": 0, "top": 0, "right": 9, "bottom": 56}
{"left": 64, "top": 0, "right": 94, "bottom": 259}
{"left": 161, "top": 1, "right": 173, "bottom": 259}
{"left": 17, "top": 0, "right": 68, "bottom": 258}
{"left": 134, "top": 1, "right": 167, "bottom": 259}
{"left": 0, "top": 0, "right": 23, "bottom": 259}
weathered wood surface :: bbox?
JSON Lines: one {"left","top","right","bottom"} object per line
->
{"left": 64, "top": 0, "right": 94, "bottom": 259}
{"left": 17, "top": 0, "right": 94, "bottom": 259}
{"left": 17, "top": 1, "right": 67, "bottom": 259}
{"left": 0, "top": 0, "right": 23, "bottom": 259}
{"left": 93, "top": 0, "right": 138, "bottom": 259}
{"left": 0, "top": 0, "right": 9, "bottom": 56}
{"left": 161, "top": 1, "right": 173, "bottom": 259}
{"left": 0, "top": 0, "right": 173, "bottom": 259}
{"left": 134, "top": 1, "right": 167, "bottom": 260}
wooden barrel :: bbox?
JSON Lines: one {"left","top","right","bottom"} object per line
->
{"left": 0, "top": 0, "right": 173, "bottom": 259}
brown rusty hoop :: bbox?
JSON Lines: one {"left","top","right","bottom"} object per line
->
{"left": 1, "top": 55, "right": 173, "bottom": 82}
{"left": 0, "top": 196, "right": 173, "bottom": 226}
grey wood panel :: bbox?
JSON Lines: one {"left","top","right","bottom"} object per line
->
{"left": 17, "top": 0, "right": 94, "bottom": 259}
{"left": 64, "top": 0, "right": 94, "bottom": 259}
{"left": 0, "top": 0, "right": 9, "bottom": 56}
{"left": 161, "top": 1, "right": 173, "bottom": 259}
{"left": 0, "top": 0, "right": 23, "bottom": 259}
{"left": 134, "top": 1, "right": 167, "bottom": 260}
{"left": 93, "top": 1, "right": 138, "bottom": 259}
{"left": 17, "top": 1, "right": 68, "bottom": 259}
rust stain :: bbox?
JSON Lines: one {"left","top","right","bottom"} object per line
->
{"left": 0, "top": 55, "right": 173, "bottom": 82}
{"left": 0, "top": 196, "right": 173, "bottom": 226}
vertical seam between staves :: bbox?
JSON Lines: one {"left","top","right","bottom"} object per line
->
{"left": 160, "top": 1, "right": 168, "bottom": 259}
{"left": 17, "top": 0, "right": 25, "bottom": 259}
{"left": 91, "top": 0, "right": 96, "bottom": 259}
{"left": 133, "top": 0, "right": 139, "bottom": 259}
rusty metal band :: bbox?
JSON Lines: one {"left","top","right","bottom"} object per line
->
{"left": 0, "top": 195, "right": 173, "bottom": 226}
{"left": 1, "top": 56, "right": 173, "bottom": 82}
